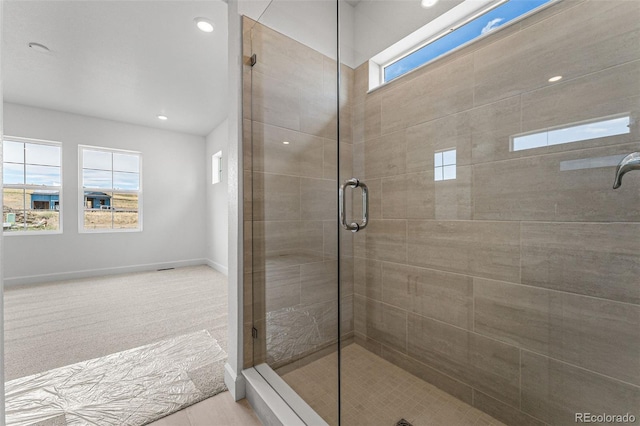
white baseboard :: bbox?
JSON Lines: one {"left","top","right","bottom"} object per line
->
{"left": 225, "top": 362, "right": 246, "bottom": 401}
{"left": 3, "top": 258, "right": 209, "bottom": 287}
{"left": 206, "top": 259, "right": 229, "bottom": 276}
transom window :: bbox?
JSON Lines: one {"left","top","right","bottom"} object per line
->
{"left": 2, "top": 138, "right": 62, "bottom": 234}
{"left": 372, "top": 0, "right": 555, "bottom": 87}
{"left": 79, "top": 146, "right": 142, "bottom": 232}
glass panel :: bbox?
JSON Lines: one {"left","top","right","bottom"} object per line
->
{"left": 26, "top": 188, "right": 60, "bottom": 231}
{"left": 25, "top": 143, "right": 60, "bottom": 166}
{"left": 113, "top": 172, "right": 139, "bottom": 191}
{"left": 83, "top": 149, "right": 112, "bottom": 170}
{"left": 112, "top": 193, "right": 139, "bottom": 229}
{"left": 82, "top": 169, "right": 112, "bottom": 189}
{"left": 26, "top": 165, "right": 61, "bottom": 186}
{"left": 3, "top": 163, "right": 24, "bottom": 185}
{"left": 248, "top": 2, "right": 339, "bottom": 424}
{"left": 341, "top": 0, "right": 639, "bottom": 425}
{"left": 84, "top": 210, "right": 112, "bottom": 230}
{"left": 3, "top": 188, "right": 25, "bottom": 232}
{"left": 3, "top": 141, "right": 24, "bottom": 163}
{"left": 113, "top": 153, "right": 139, "bottom": 173}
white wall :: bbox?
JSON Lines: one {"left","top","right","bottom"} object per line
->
{"left": 3, "top": 103, "right": 207, "bottom": 285}
{"left": 205, "top": 119, "right": 229, "bottom": 274}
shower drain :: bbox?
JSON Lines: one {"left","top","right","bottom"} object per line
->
{"left": 395, "top": 419, "right": 413, "bottom": 426}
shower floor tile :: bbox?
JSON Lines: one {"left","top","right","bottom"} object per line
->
{"left": 282, "top": 344, "right": 506, "bottom": 426}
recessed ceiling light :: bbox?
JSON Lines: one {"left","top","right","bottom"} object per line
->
{"left": 28, "top": 42, "right": 50, "bottom": 53}
{"left": 283, "top": 141, "right": 290, "bottom": 145}
{"left": 421, "top": 0, "right": 438, "bottom": 8}
{"left": 195, "top": 17, "right": 214, "bottom": 33}
{"left": 157, "top": 115, "right": 168, "bottom": 121}
{"left": 548, "top": 75, "right": 563, "bottom": 82}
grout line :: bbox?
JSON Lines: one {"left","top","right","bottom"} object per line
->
{"left": 519, "top": 348, "right": 522, "bottom": 410}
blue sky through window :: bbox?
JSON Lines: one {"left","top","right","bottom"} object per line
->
{"left": 384, "top": 0, "right": 553, "bottom": 82}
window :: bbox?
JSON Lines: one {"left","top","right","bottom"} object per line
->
{"left": 2, "top": 138, "right": 62, "bottom": 233}
{"left": 512, "top": 115, "right": 631, "bottom": 152}
{"left": 79, "top": 146, "right": 141, "bottom": 232}
{"left": 212, "top": 151, "right": 222, "bottom": 184}
{"left": 434, "top": 149, "right": 456, "bottom": 181}
{"left": 372, "top": 0, "right": 555, "bottom": 87}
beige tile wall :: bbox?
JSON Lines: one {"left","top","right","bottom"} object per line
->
{"left": 352, "top": 1, "right": 640, "bottom": 425}
{"left": 242, "top": 17, "right": 354, "bottom": 370}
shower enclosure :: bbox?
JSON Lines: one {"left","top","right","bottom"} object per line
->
{"left": 243, "top": 0, "right": 640, "bottom": 424}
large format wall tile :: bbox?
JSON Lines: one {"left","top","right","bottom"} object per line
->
{"left": 474, "top": 0, "right": 640, "bottom": 106}
{"left": 470, "top": 96, "right": 522, "bottom": 165}
{"left": 521, "top": 222, "right": 640, "bottom": 304}
{"left": 381, "top": 55, "right": 474, "bottom": 134}
{"left": 364, "top": 220, "right": 407, "bottom": 263}
{"left": 354, "top": 258, "right": 382, "bottom": 301}
{"left": 475, "top": 278, "right": 640, "bottom": 385}
{"left": 301, "top": 261, "right": 338, "bottom": 305}
{"left": 251, "top": 71, "right": 301, "bottom": 131}
{"left": 251, "top": 121, "right": 324, "bottom": 178}
{"left": 405, "top": 110, "right": 472, "bottom": 172}
{"left": 407, "top": 220, "right": 520, "bottom": 282}
{"left": 363, "top": 299, "right": 408, "bottom": 351}
{"left": 323, "top": 139, "right": 353, "bottom": 180}
{"left": 300, "top": 177, "right": 336, "bottom": 221}
{"left": 408, "top": 314, "right": 520, "bottom": 408}
{"left": 364, "top": 130, "right": 407, "bottom": 179}
{"left": 472, "top": 391, "right": 545, "bottom": 426}
{"left": 252, "top": 172, "right": 300, "bottom": 221}
{"left": 520, "top": 60, "right": 640, "bottom": 135}
{"left": 381, "top": 173, "right": 436, "bottom": 220}
{"left": 434, "top": 165, "right": 472, "bottom": 220}
{"left": 253, "top": 266, "right": 301, "bottom": 313}
{"left": 521, "top": 351, "right": 640, "bottom": 425}
{"left": 474, "top": 143, "right": 640, "bottom": 222}
{"left": 300, "top": 89, "right": 338, "bottom": 140}
{"left": 251, "top": 21, "right": 324, "bottom": 96}
{"left": 383, "top": 263, "right": 473, "bottom": 330}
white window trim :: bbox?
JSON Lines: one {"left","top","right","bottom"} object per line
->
{"left": 78, "top": 145, "right": 143, "bottom": 234}
{"left": 3, "top": 136, "right": 63, "bottom": 236}
{"left": 368, "top": 0, "right": 559, "bottom": 91}
{"left": 212, "top": 151, "right": 223, "bottom": 185}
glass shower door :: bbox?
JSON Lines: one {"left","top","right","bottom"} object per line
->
{"left": 341, "top": 0, "right": 640, "bottom": 425}
{"left": 245, "top": 2, "right": 343, "bottom": 424}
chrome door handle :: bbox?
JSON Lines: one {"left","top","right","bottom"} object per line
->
{"left": 339, "top": 178, "right": 369, "bottom": 233}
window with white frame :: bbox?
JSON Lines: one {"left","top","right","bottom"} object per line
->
{"left": 370, "top": 0, "right": 555, "bottom": 88}
{"left": 79, "top": 146, "right": 141, "bottom": 232}
{"left": 434, "top": 149, "right": 456, "bottom": 181}
{"left": 2, "top": 138, "right": 62, "bottom": 233}
{"left": 212, "top": 151, "right": 222, "bottom": 184}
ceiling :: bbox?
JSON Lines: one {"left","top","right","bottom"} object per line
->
{"left": 3, "top": 0, "right": 228, "bottom": 137}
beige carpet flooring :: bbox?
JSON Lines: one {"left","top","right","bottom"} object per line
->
{"left": 3, "top": 265, "right": 228, "bottom": 381}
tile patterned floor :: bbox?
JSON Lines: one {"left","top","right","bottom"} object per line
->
{"left": 282, "top": 344, "right": 507, "bottom": 426}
